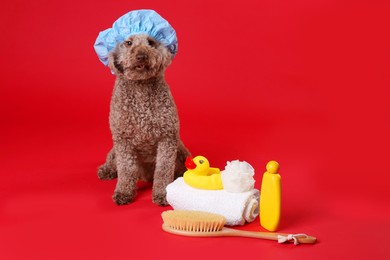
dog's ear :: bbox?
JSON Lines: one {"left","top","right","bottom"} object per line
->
{"left": 163, "top": 50, "right": 174, "bottom": 68}
{"left": 108, "top": 49, "right": 124, "bottom": 75}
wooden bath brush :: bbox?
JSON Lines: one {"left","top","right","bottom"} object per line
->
{"left": 161, "top": 210, "right": 316, "bottom": 245}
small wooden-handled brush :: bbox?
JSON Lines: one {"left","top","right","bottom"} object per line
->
{"left": 161, "top": 210, "right": 316, "bottom": 245}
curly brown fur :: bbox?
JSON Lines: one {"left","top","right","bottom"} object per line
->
{"left": 97, "top": 34, "right": 190, "bottom": 206}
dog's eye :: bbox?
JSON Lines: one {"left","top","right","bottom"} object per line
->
{"left": 147, "top": 39, "right": 156, "bottom": 47}
{"left": 125, "top": 40, "right": 133, "bottom": 46}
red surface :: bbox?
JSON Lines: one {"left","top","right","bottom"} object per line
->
{"left": 1, "top": 0, "right": 389, "bottom": 259}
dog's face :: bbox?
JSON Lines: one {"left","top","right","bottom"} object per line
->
{"left": 108, "top": 34, "right": 173, "bottom": 81}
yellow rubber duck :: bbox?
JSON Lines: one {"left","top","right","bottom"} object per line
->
{"left": 183, "top": 156, "right": 223, "bottom": 190}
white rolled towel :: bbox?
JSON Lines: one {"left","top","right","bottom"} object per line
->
{"left": 166, "top": 177, "right": 260, "bottom": 226}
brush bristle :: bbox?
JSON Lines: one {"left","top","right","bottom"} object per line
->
{"left": 162, "top": 210, "right": 226, "bottom": 232}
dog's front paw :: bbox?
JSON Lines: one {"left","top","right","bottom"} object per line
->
{"left": 97, "top": 165, "right": 117, "bottom": 180}
{"left": 112, "top": 191, "right": 135, "bottom": 205}
{"left": 152, "top": 192, "right": 168, "bottom": 206}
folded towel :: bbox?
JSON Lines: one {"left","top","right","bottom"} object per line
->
{"left": 166, "top": 177, "right": 260, "bottom": 226}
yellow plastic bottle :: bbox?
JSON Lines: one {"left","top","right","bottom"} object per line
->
{"left": 260, "top": 160, "right": 281, "bottom": 231}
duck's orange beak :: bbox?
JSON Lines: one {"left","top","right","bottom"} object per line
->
{"left": 185, "top": 156, "right": 196, "bottom": 170}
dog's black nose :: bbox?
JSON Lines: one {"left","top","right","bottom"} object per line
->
{"left": 136, "top": 53, "right": 148, "bottom": 61}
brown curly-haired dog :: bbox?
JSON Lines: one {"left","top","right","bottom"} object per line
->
{"left": 97, "top": 34, "right": 190, "bottom": 206}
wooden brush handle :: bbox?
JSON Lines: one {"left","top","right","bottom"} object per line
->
{"left": 222, "top": 227, "right": 316, "bottom": 244}
{"left": 162, "top": 224, "right": 316, "bottom": 244}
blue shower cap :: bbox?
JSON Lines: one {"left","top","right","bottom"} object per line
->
{"left": 94, "top": 10, "right": 178, "bottom": 66}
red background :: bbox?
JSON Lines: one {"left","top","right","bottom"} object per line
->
{"left": 1, "top": 0, "right": 389, "bottom": 259}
